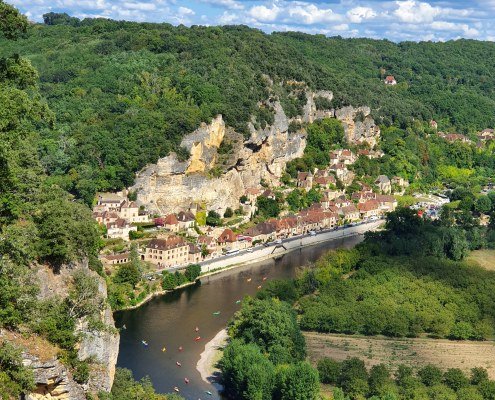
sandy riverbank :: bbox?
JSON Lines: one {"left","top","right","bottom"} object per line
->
{"left": 196, "top": 329, "right": 229, "bottom": 383}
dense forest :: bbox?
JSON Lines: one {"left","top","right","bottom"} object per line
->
{"left": 2, "top": 15, "right": 495, "bottom": 202}
{"left": 0, "top": 3, "right": 180, "bottom": 398}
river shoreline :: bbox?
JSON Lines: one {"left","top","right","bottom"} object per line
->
{"left": 117, "top": 223, "right": 381, "bottom": 312}
{"left": 196, "top": 329, "right": 229, "bottom": 385}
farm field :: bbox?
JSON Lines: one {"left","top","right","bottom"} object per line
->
{"left": 305, "top": 332, "right": 495, "bottom": 378}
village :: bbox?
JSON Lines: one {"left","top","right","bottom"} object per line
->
{"left": 93, "top": 145, "right": 406, "bottom": 271}
{"left": 90, "top": 119, "right": 495, "bottom": 273}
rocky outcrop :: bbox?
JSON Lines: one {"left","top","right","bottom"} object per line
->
{"left": 33, "top": 262, "right": 119, "bottom": 396}
{"left": 335, "top": 106, "right": 381, "bottom": 147}
{"left": 24, "top": 355, "right": 86, "bottom": 400}
{"left": 132, "top": 87, "right": 380, "bottom": 215}
{"left": 132, "top": 100, "right": 305, "bottom": 215}
{"left": 77, "top": 275, "right": 119, "bottom": 393}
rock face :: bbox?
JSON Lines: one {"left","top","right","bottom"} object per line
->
{"left": 132, "top": 100, "right": 305, "bottom": 215}
{"left": 335, "top": 106, "right": 381, "bottom": 147}
{"left": 77, "top": 275, "right": 119, "bottom": 393}
{"left": 24, "top": 355, "right": 86, "bottom": 400}
{"left": 132, "top": 88, "right": 380, "bottom": 215}
{"left": 33, "top": 262, "right": 119, "bottom": 396}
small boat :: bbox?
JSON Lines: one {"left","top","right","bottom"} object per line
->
{"left": 141, "top": 340, "right": 148, "bottom": 346}
{"left": 262, "top": 277, "right": 267, "bottom": 281}
{"left": 195, "top": 326, "right": 199, "bottom": 332}
{"left": 235, "top": 300, "right": 241, "bottom": 304}
{"left": 178, "top": 346, "right": 183, "bottom": 351}
{"left": 176, "top": 361, "right": 182, "bottom": 367}
{"left": 195, "top": 336, "right": 201, "bottom": 341}
{"left": 257, "top": 285, "right": 262, "bottom": 289}
{"left": 161, "top": 347, "right": 166, "bottom": 352}
{"left": 184, "top": 378, "right": 190, "bottom": 384}
{"left": 174, "top": 387, "right": 180, "bottom": 392}
{"left": 205, "top": 391, "right": 213, "bottom": 396}
{"left": 213, "top": 311, "right": 221, "bottom": 315}
{"left": 246, "top": 278, "right": 252, "bottom": 282}
{"left": 122, "top": 324, "right": 127, "bottom": 330}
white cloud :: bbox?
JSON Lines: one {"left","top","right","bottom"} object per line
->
{"left": 178, "top": 6, "right": 195, "bottom": 15}
{"left": 347, "top": 6, "right": 376, "bottom": 24}
{"left": 286, "top": 4, "right": 341, "bottom": 25}
{"left": 122, "top": 2, "right": 156, "bottom": 11}
{"left": 248, "top": 4, "right": 280, "bottom": 23}
{"left": 393, "top": 1, "right": 440, "bottom": 24}
{"left": 333, "top": 23, "right": 349, "bottom": 31}
{"left": 199, "top": 0, "right": 244, "bottom": 11}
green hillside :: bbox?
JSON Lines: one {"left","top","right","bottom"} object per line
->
{"left": 2, "top": 16, "right": 495, "bottom": 202}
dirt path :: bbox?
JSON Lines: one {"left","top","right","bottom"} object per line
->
{"left": 305, "top": 332, "right": 495, "bottom": 378}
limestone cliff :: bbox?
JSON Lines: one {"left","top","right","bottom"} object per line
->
{"left": 29, "top": 262, "right": 119, "bottom": 398}
{"left": 132, "top": 99, "right": 305, "bottom": 215}
{"left": 132, "top": 87, "right": 380, "bottom": 215}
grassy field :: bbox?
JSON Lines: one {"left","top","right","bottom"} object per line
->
{"left": 467, "top": 249, "right": 495, "bottom": 271}
{"left": 305, "top": 332, "right": 495, "bottom": 378}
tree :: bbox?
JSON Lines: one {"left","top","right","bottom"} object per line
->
{"left": 184, "top": 264, "right": 201, "bottom": 281}
{"left": 161, "top": 271, "right": 177, "bottom": 290}
{"left": 224, "top": 207, "right": 233, "bottom": 218}
{"left": 339, "top": 357, "right": 369, "bottom": 396}
{"left": 206, "top": 210, "right": 222, "bottom": 226}
{"left": 220, "top": 339, "right": 275, "bottom": 400}
{"left": 317, "top": 358, "right": 340, "bottom": 384}
{"left": 66, "top": 269, "right": 104, "bottom": 320}
{"left": 114, "top": 263, "right": 141, "bottom": 288}
{"left": 275, "top": 362, "right": 319, "bottom": 400}
{"left": 368, "top": 364, "right": 393, "bottom": 396}
{"left": 256, "top": 196, "right": 280, "bottom": 219}
{"left": 418, "top": 365, "right": 443, "bottom": 387}
{"left": 443, "top": 368, "right": 469, "bottom": 391}
{"left": 0, "top": 1, "right": 28, "bottom": 40}
{"left": 0, "top": 341, "right": 34, "bottom": 399}
{"left": 475, "top": 195, "right": 492, "bottom": 214}
{"left": 229, "top": 298, "right": 306, "bottom": 363}
{"left": 470, "top": 367, "right": 489, "bottom": 385}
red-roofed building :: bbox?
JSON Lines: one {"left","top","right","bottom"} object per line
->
{"left": 144, "top": 236, "right": 189, "bottom": 268}
{"left": 164, "top": 214, "right": 180, "bottom": 233}
{"left": 358, "top": 200, "right": 381, "bottom": 219}
{"left": 384, "top": 75, "right": 397, "bottom": 85}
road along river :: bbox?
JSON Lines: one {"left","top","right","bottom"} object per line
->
{"left": 114, "top": 233, "right": 365, "bottom": 399}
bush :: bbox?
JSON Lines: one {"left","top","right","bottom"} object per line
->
{"left": 184, "top": 264, "right": 201, "bottom": 281}
{"left": 317, "top": 357, "right": 340, "bottom": 384}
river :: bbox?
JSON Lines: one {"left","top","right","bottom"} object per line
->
{"left": 114, "top": 235, "right": 363, "bottom": 400}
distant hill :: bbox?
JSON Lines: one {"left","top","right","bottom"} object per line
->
{"left": 2, "top": 16, "right": 495, "bottom": 201}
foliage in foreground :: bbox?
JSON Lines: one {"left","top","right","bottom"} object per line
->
{"left": 220, "top": 298, "right": 319, "bottom": 400}
{"left": 317, "top": 356, "right": 495, "bottom": 400}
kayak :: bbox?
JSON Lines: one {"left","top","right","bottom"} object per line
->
{"left": 184, "top": 378, "right": 190, "bottom": 384}
{"left": 205, "top": 391, "right": 213, "bottom": 396}
{"left": 235, "top": 300, "right": 241, "bottom": 304}
{"left": 195, "top": 326, "right": 199, "bottom": 332}
{"left": 213, "top": 311, "right": 221, "bottom": 315}
{"left": 174, "top": 387, "right": 180, "bottom": 392}
{"left": 195, "top": 336, "right": 201, "bottom": 341}
{"left": 262, "top": 277, "right": 267, "bottom": 281}
{"left": 178, "top": 346, "right": 183, "bottom": 351}
{"left": 257, "top": 285, "right": 262, "bottom": 289}
{"left": 246, "top": 278, "right": 252, "bottom": 282}
{"left": 161, "top": 347, "right": 166, "bottom": 352}
{"left": 141, "top": 340, "right": 148, "bottom": 346}
{"left": 176, "top": 361, "right": 182, "bottom": 367}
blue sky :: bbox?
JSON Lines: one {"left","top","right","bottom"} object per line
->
{"left": 10, "top": 0, "right": 495, "bottom": 41}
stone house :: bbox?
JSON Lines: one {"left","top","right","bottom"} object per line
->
{"left": 106, "top": 219, "right": 137, "bottom": 241}
{"left": 188, "top": 244, "right": 202, "bottom": 264}
{"left": 164, "top": 214, "right": 180, "bottom": 233}
{"left": 314, "top": 175, "right": 336, "bottom": 190}
{"left": 297, "top": 171, "right": 313, "bottom": 191}
{"left": 197, "top": 235, "right": 220, "bottom": 258}
{"left": 384, "top": 75, "right": 397, "bottom": 85}
{"left": 245, "top": 188, "right": 262, "bottom": 204}
{"left": 177, "top": 211, "right": 196, "bottom": 230}
{"left": 97, "top": 192, "right": 125, "bottom": 212}
{"left": 100, "top": 252, "right": 131, "bottom": 265}
{"left": 144, "top": 236, "right": 189, "bottom": 268}
{"left": 358, "top": 200, "right": 381, "bottom": 219}
{"left": 217, "top": 228, "right": 238, "bottom": 250}
{"left": 375, "top": 175, "right": 391, "bottom": 194}
{"left": 376, "top": 195, "right": 398, "bottom": 212}
{"left": 341, "top": 205, "right": 360, "bottom": 221}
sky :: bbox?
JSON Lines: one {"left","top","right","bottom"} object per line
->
{"left": 10, "top": 0, "right": 495, "bottom": 42}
